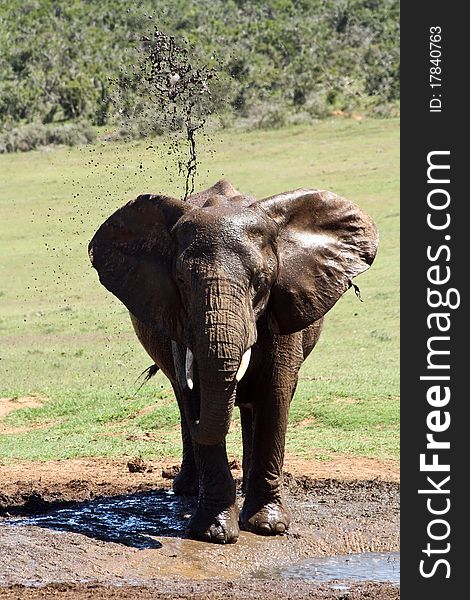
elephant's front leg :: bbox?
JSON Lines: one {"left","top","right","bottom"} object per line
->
{"left": 188, "top": 441, "right": 239, "bottom": 543}
{"left": 240, "top": 391, "right": 292, "bottom": 534}
{"left": 240, "top": 339, "right": 302, "bottom": 535}
{"left": 240, "top": 401, "right": 292, "bottom": 534}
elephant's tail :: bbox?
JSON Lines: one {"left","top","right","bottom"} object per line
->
{"left": 134, "top": 364, "right": 160, "bottom": 392}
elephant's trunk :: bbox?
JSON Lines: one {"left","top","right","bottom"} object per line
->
{"left": 186, "top": 277, "right": 255, "bottom": 446}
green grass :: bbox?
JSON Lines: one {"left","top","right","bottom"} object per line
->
{"left": 0, "top": 118, "right": 399, "bottom": 463}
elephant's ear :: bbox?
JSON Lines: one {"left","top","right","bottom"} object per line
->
{"left": 257, "top": 189, "right": 379, "bottom": 334}
{"left": 88, "top": 194, "right": 191, "bottom": 340}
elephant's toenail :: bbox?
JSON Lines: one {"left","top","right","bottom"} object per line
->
{"left": 210, "top": 526, "right": 223, "bottom": 538}
{"left": 258, "top": 522, "right": 271, "bottom": 532}
{"left": 275, "top": 522, "right": 286, "bottom": 533}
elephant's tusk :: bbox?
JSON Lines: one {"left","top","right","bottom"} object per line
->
{"left": 185, "top": 348, "right": 194, "bottom": 390}
{"left": 236, "top": 347, "right": 252, "bottom": 382}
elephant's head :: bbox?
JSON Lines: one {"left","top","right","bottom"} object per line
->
{"left": 88, "top": 180, "right": 378, "bottom": 445}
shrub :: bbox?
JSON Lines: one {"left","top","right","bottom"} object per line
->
{"left": 242, "top": 103, "right": 289, "bottom": 130}
{"left": 0, "top": 122, "right": 96, "bottom": 153}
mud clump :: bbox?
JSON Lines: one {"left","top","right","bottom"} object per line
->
{"left": 116, "top": 27, "right": 217, "bottom": 200}
{"left": 162, "top": 464, "right": 180, "bottom": 479}
{"left": 228, "top": 458, "right": 242, "bottom": 471}
{"left": 143, "top": 29, "right": 215, "bottom": 199}
{"left": 127, "top": 457, "right": 148, "bottom": 473}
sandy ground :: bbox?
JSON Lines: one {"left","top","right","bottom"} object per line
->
{"left": 0, "top": 396, "right": 49, "bottom": 435}
{"left": 0, "top": 456, "right": 399, "bottom": 599}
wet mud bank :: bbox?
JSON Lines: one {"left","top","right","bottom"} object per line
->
{"left": 0, "top": 470, "right": 399, "bottom": 598}
{"left": 0, "top": 573, "right": 400, "bottom": 600}
{"left": 0, "top": 581, "right": 399, "bottom": 600}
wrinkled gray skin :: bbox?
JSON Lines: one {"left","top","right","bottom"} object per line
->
{"left": 89, "top": 180, "right": 378, "bottom": 544}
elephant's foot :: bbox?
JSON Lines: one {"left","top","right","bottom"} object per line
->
{"left": 172, "top": 464, "right": 199, "bottom": 496}
{"left": 187, "top": 502, "right": 240, "bottom": 544}
{"left": 240, "top": 492, "right": 291, "bottom": 535}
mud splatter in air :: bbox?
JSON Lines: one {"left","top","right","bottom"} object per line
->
{"left": 116, "top": 27, "right": 217, "bottom": 199}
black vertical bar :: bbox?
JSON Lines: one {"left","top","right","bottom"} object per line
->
{"left": 401, "top": 2, "right": 465, "bottom": 597}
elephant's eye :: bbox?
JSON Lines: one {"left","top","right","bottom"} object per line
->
{"left": 252, "top": 274, "right": 267, "bottom": 298}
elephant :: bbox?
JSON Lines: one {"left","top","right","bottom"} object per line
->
{"left": 88, "top": 179, "right": 378, "bottom": 544}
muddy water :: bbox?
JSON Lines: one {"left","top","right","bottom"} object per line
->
{"left": 4, "top": 490, "right": 193, "bottom": 549}
{"left": 254, "top": 552, "right": 400, "bottom": 584}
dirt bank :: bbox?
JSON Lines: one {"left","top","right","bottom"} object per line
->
{"left": 0, "top": 455, "right": 399, "bottom": 510}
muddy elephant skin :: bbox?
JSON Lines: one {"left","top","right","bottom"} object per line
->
{"left": 88, "top": 180, "right": 378, "bottom": 544}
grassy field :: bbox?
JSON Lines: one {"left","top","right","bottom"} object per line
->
{"left": 0, "top": 118, "right": 399, "bottom": 463}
